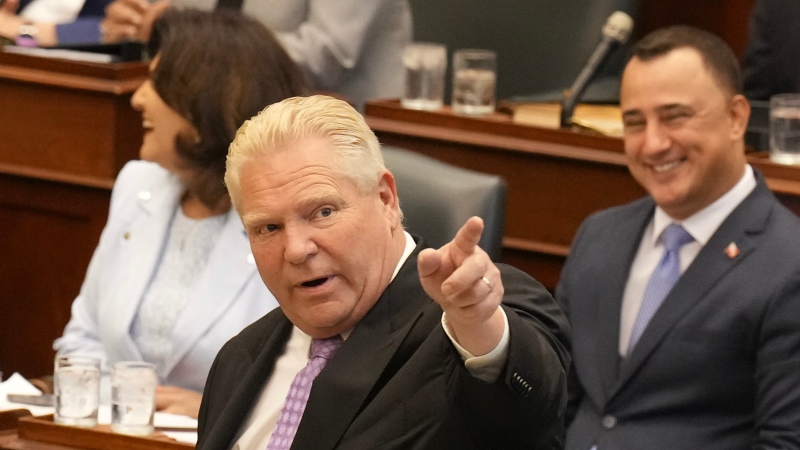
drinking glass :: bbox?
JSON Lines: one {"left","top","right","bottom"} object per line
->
{"left": 770, "top": 93, "right": 800, "bottom": 165}
{"left": 451, "top": 49, "right": 497, "bottom": 115}
{"left": 401, "top": 42, "right": 447, "bottom": 111}
{"left": 54, "top": 355, "right": 101, "bottom": 427}
{"left": 110, "top": 361, "right": 157, "bottom": 436}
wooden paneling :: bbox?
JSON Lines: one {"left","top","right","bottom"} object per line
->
{"left": 0, "top": 171, "right": 111, "bottom": 378}
{"left": 0, "top": 52, "right": 146, "bottom": 183}
{"left": 0, "top": 54, "right": 146, "bottom": 379}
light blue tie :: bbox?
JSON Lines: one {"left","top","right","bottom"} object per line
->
{"left": 627, "top": 224, "right": 694, "bottom": 356}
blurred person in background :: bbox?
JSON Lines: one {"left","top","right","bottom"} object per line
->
{"left": 0, "top": 0, "right": 111, "bottom": 46}
{"left": 98, "top": 0, "right": 410, "bottom": 109}
{"left": 741, "top": 0, "right": 800, "bottom": 100}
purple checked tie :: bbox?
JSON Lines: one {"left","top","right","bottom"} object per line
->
{"left": 267, "top": 335, "right": 343, "bottom": 450}
{"left": 627, "top": 224, "right": 694, "bottom": 356}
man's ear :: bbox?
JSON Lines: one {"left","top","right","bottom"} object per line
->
{"left": 377, "top": 170, "right": 401, "bottom": 229}
{"left": 729, "top": 94, "right": 751, "bottom": 140}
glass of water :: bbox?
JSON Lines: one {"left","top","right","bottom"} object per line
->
{"left": 111, "top": 361, "right": 157, "bottom": 436}
{"left": 770, "top": 93, "right": 800, "bottom": 165}
{"left": 54, "top": 355, "right": 101, "bottom": 427}
{"left": 401, "top": 43, "right": 447, "bottom": 111}
{"left": 451, "top": 49, "right": 497, "bottom": 116}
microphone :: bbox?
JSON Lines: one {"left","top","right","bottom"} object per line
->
{"left": 560, "top": 11, "right": 634, "bottom": 128}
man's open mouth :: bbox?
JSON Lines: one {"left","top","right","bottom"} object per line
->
{"left": 301, "top": 277, "right": 331, "bottom": 288}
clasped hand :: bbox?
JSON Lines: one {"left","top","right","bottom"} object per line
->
{"left": 101, "top": 0, "right": 170, "bottom": 42}
{"left": 156, "top": 385, "right": 202, "bottom": 419}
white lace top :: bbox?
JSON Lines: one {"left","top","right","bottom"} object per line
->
{"left": 131, "top": 207, "right": 228, "bottom": 382}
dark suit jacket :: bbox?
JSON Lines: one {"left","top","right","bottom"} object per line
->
{"left": 558, "top": 176, "right": 800, "bottom": 449}
{"left": 18, "top": 0, "right": 107, "bottom": 15}
{"left": 196, "top": 240, "right": 571, "bottom": 450}
{"left": 742, "top": 0, "right": 800, "bottom": 100}
{"left": 17, "top": 0, "right": 112, "bottom": 44}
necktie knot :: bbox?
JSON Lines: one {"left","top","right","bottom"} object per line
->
{"left": 311, "top": 335, "right": 343, "bottom": 360}
{"left": 661, "top": 224, "right": 693, "bottom": 252}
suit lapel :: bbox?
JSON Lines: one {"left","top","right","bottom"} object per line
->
{"left": 291, "top": 241, "right": 432, "bottom": 450}
{"left": 208, "top": 314, "right": 294, "bottom": 450}
{"left": 108, "top": 173, "right": 183, "bottom": 360}
{"left": 164, "top": 209, "right": 260, "bottom": 376}
{"left": 613, "top": 182, "right": 772, "bottom": 394}
{"left": 593, "top": 201, "right": 653, "bottom": 399}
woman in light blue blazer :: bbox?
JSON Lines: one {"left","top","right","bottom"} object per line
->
{"left": 53, "top": 9, "right": 308, "bottom": 418}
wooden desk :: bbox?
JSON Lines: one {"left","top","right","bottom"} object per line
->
{"left": 364, "top": 99, "right": 800, "bottom": 291}
{"left": 0, "top": 53, "right": 147, "bottom": 378}
{"left": 0, "top": 415, "right": 192, "bottom": 450}
{"left": 0, "top": 411, "right": 30, "bottom": 433}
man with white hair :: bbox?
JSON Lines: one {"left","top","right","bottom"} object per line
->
{"left": 195, "top": 95, "right": 571, "bottom": 449}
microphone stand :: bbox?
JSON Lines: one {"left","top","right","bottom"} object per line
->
{"left": 559, "top": 11, "right": 633, "bottom": 129}
{"left": 559, "top": 39, "right": 616, "bottom": 129}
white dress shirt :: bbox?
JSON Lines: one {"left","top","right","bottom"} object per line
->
{"left": 233, "top": 232, "right": 510, "bottom": 449}
{"left": 618, "top": 165, "right": 757, "bottom": 355}
{"left": 19, "top": 0, "right": 85, "bottom": 23}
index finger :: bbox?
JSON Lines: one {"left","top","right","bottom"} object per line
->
{"left": 451, "top": 216, "right": 484, "bottom": 258}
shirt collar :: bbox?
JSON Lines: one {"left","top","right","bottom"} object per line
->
{"left": 651, "top": 164, "right": 756, "bottom": 246}
{"left": 391, "top": 231, "right": 416, "bottom": 282}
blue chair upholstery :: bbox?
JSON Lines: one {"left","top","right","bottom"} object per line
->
{"left": 382, "top": 146, "right": 507, "bottom": 261}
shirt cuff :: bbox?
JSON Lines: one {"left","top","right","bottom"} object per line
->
{"left": 441, "top": 307, "right": 510, "bottom": 383}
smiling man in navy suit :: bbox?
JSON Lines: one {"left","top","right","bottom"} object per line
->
{"left": 559, "top": 26, "right": 800, "bottom": 449}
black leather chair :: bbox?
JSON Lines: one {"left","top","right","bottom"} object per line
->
{"left": 382, "top": 146, "right": 507, "bottom": 261}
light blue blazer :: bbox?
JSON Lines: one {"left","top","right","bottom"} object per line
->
{"left": 54, "top": 161, "right": 277, "bottom": 392}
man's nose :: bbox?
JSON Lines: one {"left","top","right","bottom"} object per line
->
{"left": 283, "top": 224, "right": 318, "bottom": 264}
{"left": 641, "top": 122, "right": 671, "bottom": 155}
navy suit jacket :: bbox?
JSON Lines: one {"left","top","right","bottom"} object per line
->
{"left": 196, "top": 239, "right": 571, "bottom": 450}
{"left": 18, "top": 0, "right": 111, "bottom": 44}
{"left": 559, "top": 174, "right": 800, "bottom": 449}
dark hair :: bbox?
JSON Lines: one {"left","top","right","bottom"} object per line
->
{"left": 147, "top": 9, "right": 309, "bottom": 209}
{"left": 630, "top": 25, "right": 742, "bottom": 96}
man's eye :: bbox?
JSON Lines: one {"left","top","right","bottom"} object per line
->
{"left": 258, "top": 224, "right": 279, "bottom": 234}
{"left": 623, "top": 120, "right": 645, "bottom": 130}
{"left": 318, "top": 207, "right": 333, "bottom": 218}
{"left": 664, "top": 113, "right": 689, "bottom": 122}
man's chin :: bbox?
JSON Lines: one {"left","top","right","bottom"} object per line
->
{"left": 286, "top": 308, "right": 352, "bottom": 337}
